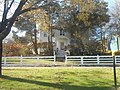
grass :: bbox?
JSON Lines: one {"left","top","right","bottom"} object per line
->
{"left": 0, "top": 67, "right": 120, "bottom": 90}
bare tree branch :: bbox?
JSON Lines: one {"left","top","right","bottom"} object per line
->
{"left": 7, "top": 0, "right": 15, "bottom": 11}
{"left": 2, "top": 0, "right": 8, "bottom": 22}
{"left": 0, "top": 0, "right": 28, "bottom": 40}
{"left": 10, "top": 0, "right": 28, "bottom": 24}
{"left": 19, "top": 0, "right": 48, "bottom": 15}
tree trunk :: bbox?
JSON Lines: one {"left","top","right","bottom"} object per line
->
{"left": 34, "top": 29, "right": 38, "bottom": 55}
{"left": 50, "top": 26, "right": 53, "bottom": 55}
{"left": 100, "top": 27, "right": 104, "bottom": 52}
{"left": 0, "top": 40, "right": 2, "bottom": 77}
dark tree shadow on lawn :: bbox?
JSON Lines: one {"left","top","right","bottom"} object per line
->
{"left": 1, "top": 75, "right": 114, "bottom": 90}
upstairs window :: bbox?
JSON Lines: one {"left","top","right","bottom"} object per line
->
{"left": 60, "top": 29, "right": 65, "bottom": 36}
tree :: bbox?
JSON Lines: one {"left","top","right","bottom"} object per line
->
{"left": 109, "top": 0, "right": 120, "bottom": 35}
{"left": 3, "top": 42, "right": 29, "bottom": 56}
{"left": 0, "top": 0, "right": 48, "bottom": 76}
{"left": 13, "top": 0, "right": 78, "bottom": 56}
{"left": 42, "top": 0, "right": 78, "bottom": 55}
{"left": 14, "top": 9, "right": 49, "bottom": 55}
{"left": 69, "top": 0, "right": 110, "bottom": 55}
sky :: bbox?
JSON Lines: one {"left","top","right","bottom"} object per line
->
{"left": 104, "top": 0, "right": 115, "bottom": 10}
{"left": 103, "top": 0, "right": 116, "bottom": 17}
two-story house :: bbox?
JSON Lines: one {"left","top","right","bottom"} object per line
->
{"left": 36, "top": 28, "right": 71, "bottom": 57}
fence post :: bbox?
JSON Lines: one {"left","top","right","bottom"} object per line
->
{"left": 53, "top": 51, "right": 56, "bottom": 65}
{"left": 81, "top": 56, "right": 83, "bottom": 65}
{"left": 36, "top": 57, "right": 39, "bottom": 65}
{"left": 20, "top": 55, "right": 23, "bottom": 65}
{"left": 65, "top": 55, "right": 68, "bottom": 65}
{"left": 4, "top": 56, "right": 6, "bottom": 65}
{"left": 115, "top": 56, "right": 117, "bottom": 64}
{"left": 97, "top": 55, "right": 100, "bottom": 65}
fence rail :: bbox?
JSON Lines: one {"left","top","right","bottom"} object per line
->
{"left": 2, "top": 55, "right": 56, "bottom": 66}
{"left": 2, "top": 55, "right": 120, "bottom": 66}
{"left": 65, "top": 55, "right": 120, "bottom": 66}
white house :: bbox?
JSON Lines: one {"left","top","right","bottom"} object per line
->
{"left": 37, "top": 28, "right": 71, "bottom": 57}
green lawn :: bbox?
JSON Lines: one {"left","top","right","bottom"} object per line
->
{"left": 0, "top": 67, "right": 120, "bottom": 90}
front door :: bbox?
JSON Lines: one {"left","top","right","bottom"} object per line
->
{"left": 60, "top": 42, "right": 64, "bottom": 50}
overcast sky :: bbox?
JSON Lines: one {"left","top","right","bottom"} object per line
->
{"left": 104, "top": 0, "right": 115, "bottom": 8}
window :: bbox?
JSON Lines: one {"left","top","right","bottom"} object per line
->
{"left": 60, "top": 30, "right": 62, "bottom": 35}
{"left": 52, "top": 32, "right": 55, "bottom": 37}
{"left": 44, "top": 32, "right": 47, "bottom": 37}
{"left": 60, "top": 42, "right": 64, "bottom": 50}
{"left": 60, "top": 29, "right": 65, "bottom": 36}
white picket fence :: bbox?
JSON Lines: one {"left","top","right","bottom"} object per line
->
{"left": 2, "top": 55, "right": 56, "bottom": 66}
{"left": 65, "top": 55, "right": 120, "bottom": 66}
{"left": 2, "top": 55, "right": 120, "bottom": 66}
